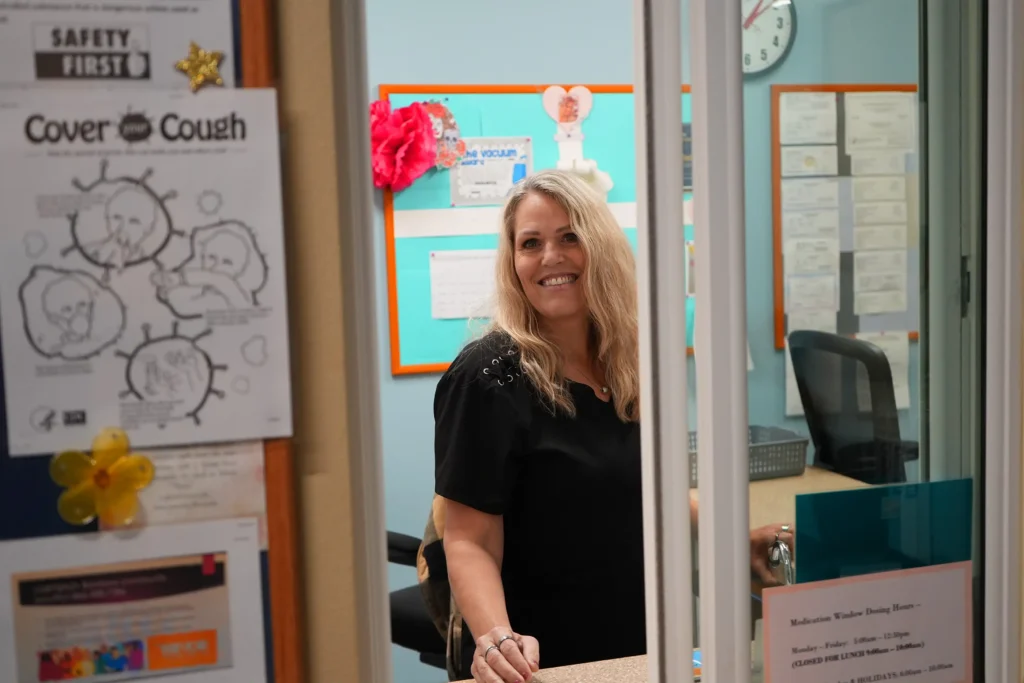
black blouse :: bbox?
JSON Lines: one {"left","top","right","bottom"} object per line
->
{"left": 434, "top": 334, "right": 647, "bottom": 670}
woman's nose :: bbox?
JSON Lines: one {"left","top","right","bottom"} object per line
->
{"left": 540, "top": 242, "right": 565, "bottom": 266}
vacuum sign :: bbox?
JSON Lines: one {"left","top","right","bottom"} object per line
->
{"left": 32, "top": 25, "right": 151, "bottom": 81}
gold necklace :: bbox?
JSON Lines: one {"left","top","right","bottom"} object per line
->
{"left": 567, "top": 362, "right": 610, "bottom": 395}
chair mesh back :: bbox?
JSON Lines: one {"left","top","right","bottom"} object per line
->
{"left": 789, "top": 332, "right": 905, "bottom": 484}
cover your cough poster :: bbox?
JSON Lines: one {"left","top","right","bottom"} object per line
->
{"left": 0, "top": 90, "right": 293, "bottom": 455}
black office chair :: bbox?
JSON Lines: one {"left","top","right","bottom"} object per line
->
{"left": 788, "top": 330, "right": 919, "bottom": 485}
{"left": 388, "top": 531, "right": 447, "bottom": 670}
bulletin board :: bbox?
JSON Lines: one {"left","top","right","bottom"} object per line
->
{"left": 0, "top": 1, "right": 305, "bottom": 682}
{"left": 380, "top": 84, "right": 695, "bottom": 376}
{"left": 771, "top": 84, "right": 920, "bottom": 350}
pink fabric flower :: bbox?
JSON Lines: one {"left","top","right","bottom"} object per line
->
{"left": 369, "top": 100, "right": 436, "bottom": 192}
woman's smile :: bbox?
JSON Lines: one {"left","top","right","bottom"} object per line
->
{"left": 539, "top": 273, "right": 578, "bottom": 288}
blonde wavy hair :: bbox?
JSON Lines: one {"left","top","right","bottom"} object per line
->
{"left": 490, "top": 170, "right": 640, "bottom": 422}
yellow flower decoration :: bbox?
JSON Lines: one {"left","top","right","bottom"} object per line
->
{"left": 50, "top": 427, "right": 155, "bottom": 527}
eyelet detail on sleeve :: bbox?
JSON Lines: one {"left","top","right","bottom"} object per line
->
{"left": 480, "top": 344, "right": 522, "bottom": 388}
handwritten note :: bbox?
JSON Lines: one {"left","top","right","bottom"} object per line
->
{"left": 102, "top": 441, "right": 268, "bottom": 547}
{"left": 763, "top": 562, "right": 971, "bottom": 683}
{"left": 429, "top": 250, "right": 497, "bottom": 320}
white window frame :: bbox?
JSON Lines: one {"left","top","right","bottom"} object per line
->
{"left": 327, "top": 1, "right": 393, "bottom": 682}
{"left": 633, "top": 0, "right": 695, "bottom": 681}
{"left": 983, "top": 0, "right": 1023, "bottom": 679}
{"left": 330, "top": 0, "right": 1023, "bottom": 679}
{"left": 687, "top": 0, "right": 754, "bottom": 681}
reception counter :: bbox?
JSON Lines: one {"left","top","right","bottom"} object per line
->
{"left": 455, "top": 466, "right": 866, "bottom": 683}
{"left": 475, "top": 655, "right": 649, "bottom": 683}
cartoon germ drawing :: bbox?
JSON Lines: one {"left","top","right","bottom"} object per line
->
{"left": 19, "top": 266, "right": 126, "bottom": 361}
{"left": 241, "top": 335, "right": 268, "bottom": 367}
{"left": 151, "top": 220, "right": 269, "bottom": 319}
{"left": 63, "top": 160, "right": 180, "bottom": 277}
{"left": 24, "top": 232, "right": 48, "bottom": 259}
{"left": 116, "top": 322, "right": 226, "bottom": 426}
{"left": 197, "top": 190, "right": 224, "bottom": 216}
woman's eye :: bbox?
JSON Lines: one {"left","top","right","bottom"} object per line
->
{"left": 521, "top": 238, "right": 540, "bottom": 249}
{"left": 563, "top": 232, "right": 579, "bottom": 243}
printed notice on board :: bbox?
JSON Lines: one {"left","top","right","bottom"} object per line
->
{"left": 0, "top": 519, "right": 266, "bottom": 683}
{"left": 0, "top": 90, "right": 292, "bottom": 456}
{"left": 763, "top": 562, "right": 971, "bottom": 683}
{"left": 857, "top": 332, "right": 911, "bottom": 409}
{"left": 845, "top": 92, "right": 916, "bottom": 152}
{"left": 0, "top": 1, "right": 234, "bottom": 88}
{"left": 14, "top": 554, "right": 232, "bottom": 681}
{"left": 430, "top": 250, "right": 497, "bottom": 319}
{"left": 779, "top": 92, "right": 837, "bottom": 145}
{"left": 784, "top": 341, "right": 804, "bottom": 417}
{"left": 451, "top": 137, "right": 532, "bottom": 207}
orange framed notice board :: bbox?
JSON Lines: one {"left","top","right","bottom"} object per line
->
{"left": 771, "top": 84, "right": 920, "bottom": 350}
{"left": 380, "top": 84, "right": 696, "bottom": 376}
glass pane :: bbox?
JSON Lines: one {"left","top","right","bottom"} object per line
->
{"left": 728, "top": 0, "right": 987, "bottom": 680}
{"left": 370, "top": 3, "right": 691, "bottom": 682}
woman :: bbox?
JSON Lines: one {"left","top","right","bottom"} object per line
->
{"left": 434, "top": 170, "right": 791, "bottom": 683}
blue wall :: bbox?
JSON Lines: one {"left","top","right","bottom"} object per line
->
{"left": 366, "top": 1, "right": 918, "bottom": 680}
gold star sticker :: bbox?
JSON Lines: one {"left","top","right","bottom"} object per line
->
{"left": 175, "top": 41, "right": 225, "bottom": 93}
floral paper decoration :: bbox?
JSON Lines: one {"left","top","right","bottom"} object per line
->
{"left": 369, "top": 100, "right": 437, "bottom": 192}
{"left": 422, "top": 101, "right": 466, "bottom": 169}
{"left": 50, "top": 427, "right": 155, "bottom": 527}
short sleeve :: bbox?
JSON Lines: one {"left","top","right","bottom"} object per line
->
{"left": 434, "top": 339, "right": 525, "bottom": 515}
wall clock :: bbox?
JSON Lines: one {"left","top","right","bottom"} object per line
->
{"left": 741, "top": 0, "right": 797, "bottom": 77}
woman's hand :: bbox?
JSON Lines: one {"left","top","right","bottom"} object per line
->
{"left": 470, "top": 627, "right": 540, "bottom": 683}
{"left": 749, "top": 523, "right": 793, "bottom": 586}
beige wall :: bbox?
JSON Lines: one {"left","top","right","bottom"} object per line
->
{"left": 275, "top": 1, "right": 363, "bottom": 681}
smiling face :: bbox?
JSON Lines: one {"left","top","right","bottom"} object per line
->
{"left": 43, "top": 276, "right": 94, "bottom": 336}
{"left": 200, "top": 231, "right": 249, "bottom": 277}
{"left": 104, "top": 186, "right": 157, "bottom": 248}
{"left": 512, "top": 191, "right": 588, "bottom": 325}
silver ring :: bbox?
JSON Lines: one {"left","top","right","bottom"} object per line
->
{"left": 482, "top": 645, "right": 499, "bottom": 660}
{"left": 496, "top": 634, "right": 517, "bottom": 649}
